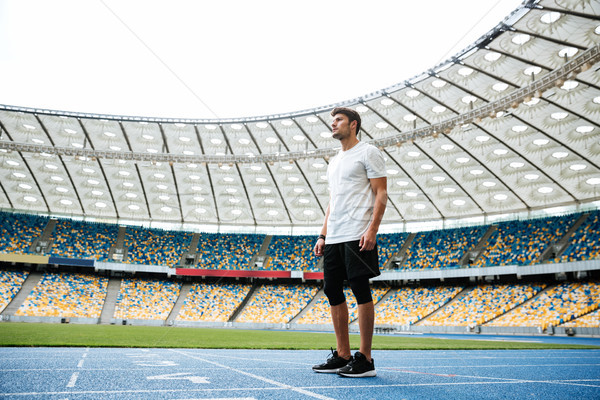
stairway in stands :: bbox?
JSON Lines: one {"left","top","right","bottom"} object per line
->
{"left": 1, "top": 271, "right": 42, "bottom": 319}
{"left": 99, "top": 278, "right": 122, "bottom": 324}
{"left": 165, "top": 282, "right": 193, "bottom": 325}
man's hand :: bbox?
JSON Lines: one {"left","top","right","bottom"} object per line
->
{"left": 313, "top": 238, "right": 325, "bottom": 257}
{"left": 359, "top": 230, "right": 377, "bottom": 251}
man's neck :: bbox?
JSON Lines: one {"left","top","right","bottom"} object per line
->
{"left": 340, "top": 137, "right": 360, "bottom": 152}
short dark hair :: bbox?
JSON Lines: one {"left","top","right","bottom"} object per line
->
{"left": 331, "top": 107, "right": 361, "bottom": 135}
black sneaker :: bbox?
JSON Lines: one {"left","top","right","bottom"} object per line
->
{"left": 336, "top": 351, "right": 376, "bottom": 377}
{"left": 312, "top": 348, "right": 351, "bottom": 373}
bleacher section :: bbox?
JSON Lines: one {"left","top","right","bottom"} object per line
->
{"left": 473, "top": 214, "right": 580, "bottom": 267}
{"left": 1, "top": 210, "right": 599, "bottom": 271}
{"left": 114, "top": 278, "right": 181, "bottom": 320}
{"left": 51, "top": 219, "right": 118, "bottom": 261}
{"left": 377, "top": 232, "right": 408, "bottom": 269}
{"left": 375, "top": 286, "right": 463, "bottom": 326}
{"left": 561, "top": 308, "right": 600, "bottom": 328}
{"left": 0, "top": 270, "right": 29, "bottom": 313}
{"left": 0, "top": 209, "right": 599, "bottom": 334}
{"left": 14, "top": 272, "right": 108, "bottom": 318}
{"left": 486, "top": 281, "right": 600, "bottom": 330}
{"left": 419, "top": 283, "right": 546, "bottom": 327}
{"left": 265, "top": 235, "right": 319, "bottom": 271}
{"left": 177, "top": 282, "right": 251, "bottom": 322}
{"left": 0, "top": 211, "right": 48, "bottom": 254}
{"left": 297, "top": 286, "right": 390, "bottom": 325}
{"left": 558, "top": 210, "right": 600, "bottom": 263}
{"left": 195, "top": 233, "right": 265, "bottom": 270}
{"left": 0, "top": 268, "right": 597, "bottom": 331}
{"left": 124, "top": 227, "right": 192, "bottom": 267}
{"left": 402, "top": 226, "right": 487, "bottom": 270}
{"left": 236, "top": 283, "right": 319, "bottom": 323}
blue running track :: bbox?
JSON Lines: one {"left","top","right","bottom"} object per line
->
{"left": 1, "top": 346, "right": 599, "bottom": 399}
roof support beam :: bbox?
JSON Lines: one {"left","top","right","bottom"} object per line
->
{"left": 364, "top": 101, "right": 487, "bottom": 217}
{"left": 158, "top": 123, "right": 184, "bottom": 223}
{"left": 219, "top": 125, "right": 257, "bottom": 225}
{"left": 193, "top": 125, "right": 220, "bottom": 224}
{"left": 35, "top": 115, "right": 86, "bottom": 216}
{"left": 78, "top": 119, "right": 119, "bottom": 219}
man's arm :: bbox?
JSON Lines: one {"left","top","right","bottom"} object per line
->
{"left": 313, "top": 203, "right": 330, "bottom": 257}
{"left": 359, "top": 176, "right": 387, "bottom": 251}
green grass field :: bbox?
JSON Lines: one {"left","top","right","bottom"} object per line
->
{"left": 0, "top": 323, "right": 598, "bottom": 350}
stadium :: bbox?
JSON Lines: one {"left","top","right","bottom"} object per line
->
{"left": 1, "top": 0, "right": 600, "bottom": 398}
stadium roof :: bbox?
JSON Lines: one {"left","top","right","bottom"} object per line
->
{"left": 0, "top": 0, "right": 599, "bottom": 230}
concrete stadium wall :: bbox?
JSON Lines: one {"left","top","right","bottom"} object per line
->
{"left": 4, "top": 315, "right": 99, "bottom": 324}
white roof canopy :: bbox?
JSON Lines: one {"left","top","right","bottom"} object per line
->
{"left": 1, "top": 0, "right": 599, "bottom": 229}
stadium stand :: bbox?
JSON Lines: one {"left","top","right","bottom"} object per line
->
{"left": 265, "top": 235, "right": 319, "bottom": 271}
{"left": 176, "top": 282, "right": 251, "bottom": 322}
{"left": 114, "top": 278, "right": 181, "bottom": 320}
{"left": 377, "top": 232, "right": 409, "bottom": 269}
{"left": 557, "top": 210, "right": 600, "bottom": 263}
{"left": 0, "top": 212, "right": 48, "bottom": 254}
{"left": 14, "top": 272, "right": 108, "bottom": 318}
{"left": 295, "top": 292, "right": 332, "bottom": 325}
{"left": 195, "top": 233, "right": 265, "bottom": 270}
{"left": 419, "top": 283, "right": 546, "bottom": 327}
{"left": 123, "top": 226, "right": 192, "bottom": 267}
{"left": 264, "top": 232, "right": 411, "bottom": 271}
{"left": 473, "top": 214, "right": 580, "bottom": 267}
{"left": 236, "top": 283, "right": 319, "bottom": 324}
{"left": 0, "top": 270, "right": 29, "bottom": 313}
{"left": 402, "top": 226, "right": 487, "bottom": 270}
{"left": 561, "top": 308, "right": 600, "bottom": 328}
{"left": 1, "top": 210, "right": 599, "bottom": 272}
{"left": 375, "top": 286, "right": 463, "bottom": 326}
{"left": 50, "top": 219, "right": 118, "bottom": 261}
{"left": 296, "top": 286, "right": 390, "bottom": 325}
{"left": 486, "top": 281, "right": 600, "bottom": 330}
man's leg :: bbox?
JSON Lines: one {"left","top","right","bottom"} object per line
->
{"left": 330, "top": 301, "right": 351, "bottom": 359}
{"left": 357, "top": 300, "right": 374, "bottom": 362}
{"left": 348, "top": 275, "right": 375, "bottom": 362}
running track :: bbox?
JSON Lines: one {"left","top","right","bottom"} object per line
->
{"left": 1, "top": 343, "right": 600, "bottom": 399}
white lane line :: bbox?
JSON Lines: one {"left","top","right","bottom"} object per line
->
{"left": 2, "top": 362, "right": 599, "bottom": 373}
{"left": 5, "top": 379, "right": 599, "bottom": 398}
{"left": 66, "top": 372, "right": 79, "bottom": 388}
{"left": 380, "top": 363, "right": 600, "bottom": 369}
{"left": 451, "top": 374, "right": 600, "bottom": 389}
{"left": 185, "top": 352, "right": 308, "bottom": 367}
{"left": 67, "top": 348, "right": 89, "bottom": 387}
{"left": 169, "top": 349, "right": 334, "bottom": 400}
{"left": 174, "top": 398, "right": 256, "bottom": 400}
{"left": 0, "top": 387, "right": 297, "bottom": 397}
{"left": 386, "top": 368, "right": 600, "bottom": 389}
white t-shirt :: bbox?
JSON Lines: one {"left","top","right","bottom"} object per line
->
{"left": 326, "top": 141, "right": 386, "bottom": 244}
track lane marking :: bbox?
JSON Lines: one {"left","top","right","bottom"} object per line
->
{"left": 385, "top": 368, "right": 457, "bottom": 377}
{"left": 384, "top": 368, "right": 600, "bottom": 389}
{"left": 66, "top": 372, "right": 79, "bottom": 388}
{"left": 6, "top": 379, "right": 600, "bottom": 397}
{"left": 169, "top": 349, "right": 334, "bottom": 400}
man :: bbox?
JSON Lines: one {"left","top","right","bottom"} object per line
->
{"left": 312, "top": 107, "right": 387, "bottom": 378}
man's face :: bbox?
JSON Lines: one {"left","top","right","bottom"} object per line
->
{"left": 331, "top": 113, "right": 355, "bottom": 141}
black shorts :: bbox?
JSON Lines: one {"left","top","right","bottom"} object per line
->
{"left": 323, "top": 240, "right": 380, "bottom": 282}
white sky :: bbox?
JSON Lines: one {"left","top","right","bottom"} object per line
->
{"left": 0, "top": 0, "right": 524, "bottom": 119}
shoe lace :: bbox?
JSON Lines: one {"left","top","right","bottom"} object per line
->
{"left": 327, "top": 347, "right": 336, "bottom": 360}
